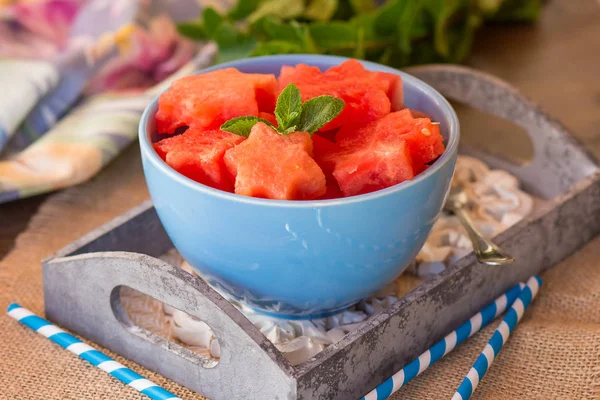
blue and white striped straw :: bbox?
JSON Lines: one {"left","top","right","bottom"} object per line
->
{"left": 452, "top": 275, "right": 542, "bottom": 400}
{"left": 360, "top": 282, "right": 525, "bottom": 400}
{"left": 7, "top": 303, "right": 181, "bottom": 400}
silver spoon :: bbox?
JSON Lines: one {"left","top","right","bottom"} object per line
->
{"left": 444, "top": 184, "right": 515, "bottom": 265}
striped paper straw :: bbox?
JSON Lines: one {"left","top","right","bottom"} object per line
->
{"left": 452, "top": 275, "right": 542, "bottom": 400}
{"left": 7, "top": 303, "right": 181, "bottom": 400}
{"left": 360, "top": 282, "right": 525, "bottom": 400}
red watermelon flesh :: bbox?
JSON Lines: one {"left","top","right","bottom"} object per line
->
{"left": 224, "top": 122, "right": 326, "bottom": 200}
{"left": 314, "top": 128, "right": 338, "bottom": 142}
{"left": 337, "top": 109, "right": 445, "bottom": 174}
{"left": 312, "top": 134, "right": 337, "bottom": 177}
{"left": 278, "top": 64, "right": 322, "bottom": 88}
{"left": 408, "top": 109, "right": 432, "bottom": 119}
{"left": 277, "top": 61, "right": 391, "bottom": 131}
{"left": 153, "top": 128, "right": 244, "bottom": 191}
{"left": 312, "top": 135, "right": 343, "bottom": 199}
{"left": 332, "top": 134, "right": 414, "bottom": 197}
{"left": 155, "top": 68, "right": 277, "bottom": 134}
{"left": 259, "top": 112, "right": 278, "bottom": 126}
{"left": 320, "top": 178, "right": 344, "bottom": 199}
{"left": 326, "top": 60, "right": 403, "bottom": 110}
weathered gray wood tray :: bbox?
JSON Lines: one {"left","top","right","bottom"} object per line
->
{"left": 43, "top": 65, "right": 600, "bottom": 400}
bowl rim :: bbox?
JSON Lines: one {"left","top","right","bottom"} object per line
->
{"left": 139, "top": 54, "right": 460, "bottom": 208}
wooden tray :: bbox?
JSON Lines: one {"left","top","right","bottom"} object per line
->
{"left": 43, "top": 65, "right": 600, "bottom": 400}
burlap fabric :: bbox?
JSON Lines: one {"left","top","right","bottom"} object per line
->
{"left": 1, "top": 145, "right": 598, "bottom": 399}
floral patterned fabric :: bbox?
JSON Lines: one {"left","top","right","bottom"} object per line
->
{"left": 0, "top": 0, "right": 213, "bottom": 203}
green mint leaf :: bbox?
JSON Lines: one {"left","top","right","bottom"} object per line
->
{"left": 297, "top": 96, "right": 345, "bottom": 134}
{"left": 275, "top": 83, "right": 303, "bottom": 131}
{"left": 220, "top": 116, "right": 275, "bottom": 137}
{"left": 282, "top": 126, "right": 298, "bottom": 135}
{"left": 304, "top": 0, "right": 339, "bottom": 22}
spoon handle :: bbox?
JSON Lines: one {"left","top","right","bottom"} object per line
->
{"left": 453, "top": 208, "right": 515, "bottom": 266}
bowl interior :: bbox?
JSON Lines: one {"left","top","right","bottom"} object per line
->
{"left": 141, "top": 54, "right": 459, "bottom": 207}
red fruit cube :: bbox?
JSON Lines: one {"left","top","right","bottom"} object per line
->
{"left": 155, "top": 68, "right": 278, "bottom": 134}
{"left": 153, "top": 128, "right": 244, "bottom": 191}
{"left": 224, "top": 123, "right": 326, "bottom": 200}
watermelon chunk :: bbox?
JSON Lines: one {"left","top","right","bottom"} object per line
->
{"left": 326, "top": 60, "right": 403, "bottom": 110}
{"left": 312, "top": 135, "right": 343, "bottom": 199}
{"left": 154, "top": 128, "right": 244, "bottom": 191}
{"left": 155, "top": 68, "right": 277, "bottom": 134}
{"left": 224, "top": 123, "right": 326, "bottom": 200}
{"left": 332, "top": 136, "right": 414, "bottom": 197}
{"left": 277, "top": 60, "right": 393, "bottom": 131}
{"left": 337, "top": 109, "right": 445, "bottom": 174}
{"left": 312, "top": 135, "right": 337, "bottom": 176}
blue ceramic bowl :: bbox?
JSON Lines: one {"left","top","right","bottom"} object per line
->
{"left": 139, "top": 55, "right": 459, "bottom": 319}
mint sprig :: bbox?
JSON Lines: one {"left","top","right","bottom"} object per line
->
{"left": 275, "top": 83, "right": 302, "bottom": 131}
{"left": 221, "top": 83, "right": 344, "bottom": 137}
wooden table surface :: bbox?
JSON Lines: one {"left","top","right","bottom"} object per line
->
{"left": 1, "top": 0, "right": 599, "bottom": 259}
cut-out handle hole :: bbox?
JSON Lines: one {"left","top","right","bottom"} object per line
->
{"left": 111, "top": 285, "right": 220, "bottom": 369}
{"left": 450, "top": 100, "right": 534, "bottom": 166}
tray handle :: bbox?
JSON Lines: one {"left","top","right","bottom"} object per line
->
{"left": 43, "top": 252, "right": 296, "bottom": 400}
{"left": 405, "top": 64, "right": 599, "bottom": 199}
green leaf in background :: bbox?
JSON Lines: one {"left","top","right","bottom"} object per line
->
{"left": 349, "top": 0, "right": 377, "bottom": 14}
{"left": 354, "top": 26, "right": 366, "bottom": 59}
{"left": 477, "top": 0, "right": 503, "bottom": 15}
{"left": 203, "top": 7, "right": 223, "bottom": 36}
{"left": 218, "top": 36, "right": 257, "bottom": 63}
{"left": 372, "top": 0, "right": 421, "bottom": 54}
{"left": 263, "top": 19, "right": 304, "bottom": 44}
{"left": 212, "top": 20, "right": 258, "bottom": 63}
{"left": 309, "top": 21, "right": 356, "bottom": 50}
{"left": 252, "top": 40, "right": 304, "bottom": 56}
{"left": 409, "top": 7, "right": 430, "bottom": 39}
{"left": 254, "top": 19, "right": 319, "bottom": 54}
{"left": 227, "top": 0, "right": 261, "bottom": 20}
{"left": 397, "top": 1, "right": 422, "bottom": 54}
{"left": 298, "top": 96, "right": 345, "bottom": 134}
{"left": 176, "top": 20, "right": 206, "bottom": 40}
{"left": 275, "top": 84, "right": 303, "bottom": 131}
{"left": 177, "top": 0, "right": 541, "bottom": 69}
{"left": 305, "top": 0, "right": 339, "bottom": 22}
{"left": 221, "top": 116, "right": 275, "bottom": 137}
{"left": 451, "top": 12, "right": 483, "bottom": 63}
{"left": 491, "top": 0, "right": 541, "bottom": 22}
{"left": 374, "top": 0, "right": 405, "bottom": 36}
{"left": 424, "top": 0, "right": 466, "bottom": 58}
{"left": 248, "top": 0, "right": 305, "bottom": 24}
